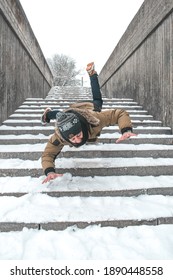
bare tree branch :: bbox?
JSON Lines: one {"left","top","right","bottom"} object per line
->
{"left": 47, "top": 54, "right": 81, "bottom": 86}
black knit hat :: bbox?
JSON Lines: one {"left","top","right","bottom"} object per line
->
{"left": 56, "top": 111, "right": 82, "bottom": 139}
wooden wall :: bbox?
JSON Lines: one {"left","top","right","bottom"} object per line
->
{"left": 99, "top": 0, "right": 173, "bottom": 131}
{"left": 0, "top": 0, "right": 53, "bottom": 124}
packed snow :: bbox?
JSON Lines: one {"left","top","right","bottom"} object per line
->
{"left": 1, "top": 224, "right": 173, "bottom": 260}
{"left": 0, "top": 113, "right": 173, "bottom": 260}
{"left": 0, "top": 171, "right": 173, "bottom": 259}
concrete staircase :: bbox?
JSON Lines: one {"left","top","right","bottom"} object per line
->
{"left": 0, "top": 85, "right": 173, "bottom": 232}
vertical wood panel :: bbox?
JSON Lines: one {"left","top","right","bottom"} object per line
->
{"left": 100, "top": 12, "right": 173, "bottom": 131}
{"left": 99, "top": 0, "right": 173, "bottom": 131}
{"left": 0, "top": 10, "right": 52, "bottom": 124}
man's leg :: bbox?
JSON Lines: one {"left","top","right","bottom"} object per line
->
{"left": 86, "top": 62, "right": 103, "bottom": 111}
{"left": 90, "top": 73, "right": 103, "bottom": 111}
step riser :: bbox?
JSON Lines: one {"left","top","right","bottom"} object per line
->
{"left": 2, "top": 121, "right": 162, "bottom": 127}
{"left": 8, "top": 115, "right": 154, "bottom": 121}
{"left": 14, "top": 110, "right": 148, "bottom": 115}
{"left": 1, "top": 166, "right": 173, "bottom": 177}
{"left": 24, "top": 97, "right": 134, "bottom": 100}
{"left": 0, "top": 138, "right": 172, "bottom": 145}
{"left": 0, "top": 128, "right": 170, "bottom": 135}
{"left": 0, "top": 216, "right": 173, "bottom": 232}
{"left": 1, "top": 187, "right": 173, "bottom": 197}
{"left": 98, "top": 138, "right": 173, "bottom": 145}
{"left": 1, "top": 150, "right": 173, "bottom": 160}
{"left": 22, "top": 102, "right": 138, "bottom": 106}
{"left": 19, "top": 105, "right": 143, "bottom": 110}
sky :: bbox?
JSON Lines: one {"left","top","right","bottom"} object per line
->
{"left": 19, "top": 0, "right": 144, "bottom": 76}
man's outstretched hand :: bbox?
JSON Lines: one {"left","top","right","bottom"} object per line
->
{"left": 42, "top": 173, "right": 63, "bottom": 184}
{"left": 116, "top": 132, "right": 137, "bottom": 143}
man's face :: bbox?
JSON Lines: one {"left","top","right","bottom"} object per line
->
{"left": 69, "top": 131, "right": 83, "bottom": 144}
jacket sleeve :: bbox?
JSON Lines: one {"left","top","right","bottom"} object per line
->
{"left": 41, "top": 133, "right": 64, "bottom": 176}
{"left": 97, "top": 108, "right": 133, "bottom": 134}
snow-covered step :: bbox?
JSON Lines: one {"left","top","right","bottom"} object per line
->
{"left": 0, "top": 126, "right": 55, "bottom": 135}
{"left": 0, "top": 133, "right": 173, "bottom": 145}
{"left": 22, "top": 100, "right": 138, "bottom": 104}
{"left": 0, "top": 138, "right": 48, "bottom": 145}
{"left": 0, "top": 126, "right": 170, "bottom": 135}
{"left": 47, "top": 95, "right": 92, "bottom": 98}
{"left": 99, "top": 134, "right": 173, "bottom": 145}
{"left": 23, "top": 100, "right": 139, "bottom": 105}
{"left": 8, "top": 113, "right": 154, "bottom": 121}
{"left": 1, "top": 143, "right": 173, "bottom": 160}
{"left": 103, "top": 126, "right": 171, "bottom": 134}
{"left": 0, "top": 223, "right": 172, "bottom": 259}
{"left": 1, "top": 174, "right": 173, "bottom": 194}
{"left": 0, "top": 193, "right": 173, "bottom": 231}
{"left": 14, "top": 108, "right": 149, "bottom": 115}
{"left": 48, "top": 95, "right": 93, "bottom": 99}
{"left": 2, "top": 119, "right": 162, "bottom": 127}
{"left": 1, "top": 193, "right": 168, "bottom": 225}
{"left": 1, "top": 157, "right": 173, "bottom": 177}
{"left": 1, "top": 184, "right": 173, "bottom": 198}
{"left": 19, "top": 104, "right": 143, "bottom": 110}
{"left": 0, "top": 174, "right": 173, "bottom": 232}
{"left": 25, "top": 97, "right": 135, "bottom": 102}
{"left": 0, "top": 134, "right": 49, "bottom": 145}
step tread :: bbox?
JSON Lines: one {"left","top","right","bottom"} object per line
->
{"left": 0, "top": 174, "right": 173, "bottom": 193}
{"left": 0, "top": 194, "right": 173, "bottom": 223}
{"left": 1, "top": 143, "right": 173, "bottom": 152}
{"left": 1, "top": 157, "right": 173, "bottom": 168}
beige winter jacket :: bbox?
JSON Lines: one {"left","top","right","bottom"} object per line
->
{"left": 41, "top": 102, "right": 132, "bottom": 175}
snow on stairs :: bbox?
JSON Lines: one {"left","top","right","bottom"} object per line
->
{"left": 0, "top": 86, "right": 173, "bottom": 232}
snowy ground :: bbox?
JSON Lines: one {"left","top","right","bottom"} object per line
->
{"left": 0, "top": 129, "right": 173, "bottom": 260}
{"left": 1, "top": 224, "right": 173, "bottom": 260}
{"left": 0, "top": 172, "right": 173, "bottom": 259}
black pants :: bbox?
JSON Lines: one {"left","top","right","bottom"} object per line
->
{"left": 47, "top": 73, "right": 103, "bottom": 120}
{"left": 89, "top": 73, "right": 103, "bottom": 110}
